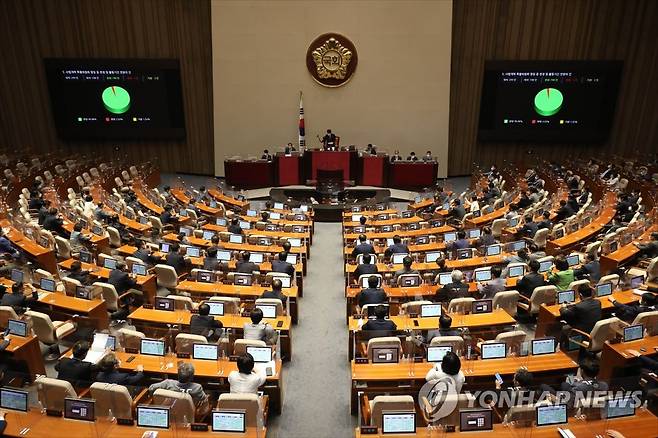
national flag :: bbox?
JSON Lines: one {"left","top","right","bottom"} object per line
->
{"left": 298, "top": 91, "right": 305, "bottom": 150}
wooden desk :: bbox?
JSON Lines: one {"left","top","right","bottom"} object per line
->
{"left": 58, "top": 258, "right": 158, "bottom": 303}
{"left": 202, "top": 223, "right": 311, "bottom": 241}
{"left": 208, "top": 188, "right": 250, "bottom": 210}
{"left": 343, "top": 216, "right": 422, "bottom": 228}
{"left": 343, "top": 209, "right": 399, "bottom": 218}
{"left": 171, "top": 188, "right": 224, "bottom": 217}
{"left": 354, "top": 410, "right": 658, "bottom": 437}
{"left": 127, "top": 307, "right": 292, "bottom": 361}
{"left": 465, "top": 205, "right": 509, "bottom": 228}
{"left": 37, "top": 291, "right": 108, "bottom": 329}
{"left": 176, "top": 280, "right": 299, "bottom": 324}
{"left": 349, "top": 352, "right": 578, "bottom": 414}
{"left": 535, "top": 289, "right": 640, "bottom": 337}
{"left": 343, "top": 225, "right": 454, "bottom": 242}
{"left": 134, "top": 187, "right": 164, "bottom": 215}
{"left": 1, "top": 220, "right": 57, "bottom": 274}
{"left": 409, "top": 199, "right": 434, "bottom": 211}
{"left": 599, "top": 335, "right": 658, "bottom": 380}
{"left": 600, "top": 224, "right": 658, "bottom": 274}
{"left": 3, "top": 334, "right": 45, "bottom": 380}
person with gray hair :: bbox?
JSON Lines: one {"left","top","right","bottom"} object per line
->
{"left": 436, "top": 269, "right": 469, "bottom": 303}
{"left": 148, "top": 362, "right": 208, "bottom": 405}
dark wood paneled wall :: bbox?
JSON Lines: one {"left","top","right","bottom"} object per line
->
{"left": 449, "top": 0, "right": 658, "bottom": 176}
{"left": 0, "top": 0, "right": 213, "bottom": 175}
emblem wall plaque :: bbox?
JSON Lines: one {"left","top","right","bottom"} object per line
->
{"left": 306, "top": 33, "right": 358, "bottom": 87}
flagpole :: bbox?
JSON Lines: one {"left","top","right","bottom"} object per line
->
{"left": 298, "top": 91, "right": 306, "bottom": 152}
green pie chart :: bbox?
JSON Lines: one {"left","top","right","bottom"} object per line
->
{"left": 534, "top": 87, "right": 563, "bottom": 117}
{"left": 102, "top": 85, "right": 131, "bottom": 114}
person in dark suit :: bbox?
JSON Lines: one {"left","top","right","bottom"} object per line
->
{"left": 566, "top": 194, "right": 579, "bottom": 213}
{"left": 203, "top": 248, "right": 222, "bottom": 271}
{"left": 516, "top": 191, "right": 532, "bottom": 209}
{"left": 449, "top": 230, "right": 470, "bottom": 250}
{"left": 322, "top": 129, "right": 337, "bottom": 150}
{"left": 554, "top": 200, "right": 575, "bottom": 222}
{"left": 352, "top": 234, "right": 375, "bottom": 258}
{"left": 515, "top": 259, "right": 546, "bottom": 299}
{"left": 0, "top": 230, "right": 19, "bottom": 258}
{"left": 160, "top": 204, "right": 180, "bottom": 225}
{"left": 574, "top": 253, "right": 601, "bottom": 282}
{"left": 390, "top": 150, "right": 403, "bottom": 162}
{"left": 271, "top": 251, "right": 294, "bottom": 277}
{"left": 537, "top": 211, "right": 552, "bottom": 230}
{"left": 0, "top": 282, "right": 38, "bottom": 312}
{"left": 426, "top": 314, "right": 462, "bottom": 343}
{"left": 608, "top": 292, "right": 656, "bottom": 323}
{"left": 519, "top": 215, "right": 539, "bottom": 238}
{"left": 96, "top": 352, "right": 144, "bottom": 385}
{"left": 436, "top": 270, "right": 469, "bottom": 303}
{"left": 560, "top": 284, "right": 602, "bottom": 335}
{"left": 449, "top": 199, "right": 466, "bottom": 221}
{"left": 406, "top": 152, "right": 419, "bottom": 161}
{"left": 165, "top": 243, "right": 191, "bottom": 274}
{"left": 227, "top": 218, "right": 243, "bottom": 235}
{"left": 261, "top": 279, "right": 288, "bottom": 306}
{"left": 385, "top": 235, "right": 409, "bottom": 259}
{"left": 354, "top": 253, "right": 379, "bottom": 280}
{"left": 357, "top": 275, "right": 388, "bottom": 308}
{"left": 55, "top": 341, "right": 95, "bottom": 387}
{"left": 42, "top": 208, "right": 69, "bottom": 237}
{"left": 393, "top": 256, "right": 420, "bottom": 283}
{"left": 261, "top": 149, "right": 273, "bottom": 161}
{"left": 236, "top": 251, "right": 259, "bottom": 274}
{"left": 476, "top": 227, "right": 496, "bottom": 249}
{"left": 132, "top": 240, "right": 160, "bottom": 267}
{"left": 635, "top": 232, "right": 658, "bottom": 259}
{"left": 67, "top": 260, "right": 92, "bottom": 285}
{"left": 190, "top": 303, "right": 224, "bottom": 340}
{"left": 108, "top": 262, "right": 138, "bottom": 295}
{"left": 362, "top": 305, "right": 397, "bottom": 333}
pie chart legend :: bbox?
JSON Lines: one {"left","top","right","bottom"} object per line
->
{"left": 534, "top": 87, "right": 563, "bottom": 117}
{"left": 102, "top": 86, "right": 131, "bottom": 114}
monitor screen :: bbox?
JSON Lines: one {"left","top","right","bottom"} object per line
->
{"left": 538, "top": 260, "right": 553, "bottom": 273}
{"left": 420, "top": 304, "right": 442, "bottom": 318}
{"left": 511, "top": 240, "right": 526, "bottom": 251}
{"left": 425, "top": 252, "right": 441, "bottom": 263}
{"left": 229, "top": 234, "right": 243, "bottom": 244}
{"left": 352, "top": 214, "right": 362, "bottom": 222}
{"left": 508, "top": 265, "right": 525, "bottom": 278}
{"left": 137, "top": 406, "right": 170, "bottom": 429}
{"left": 372, "top": 347, "right": 399, "bottom": 364}
{"left": 132, "top": 263, "right": 147, "bottom": 276}
{"left": 92, "top": 225, "right": 104, "bottom": 236}
{"left": 79, "top": 251, "right": 93, "bottom": 264}
{"left": 140, "top": 338, "right": 166, "bottom": 356}
{"left": 438, "top": 272, "right": 453, "bottom": 286}
{"left": 468, "top": 229, "right": 481, "bottom": 239}
{"left": 193, "top": 343, "right": 219, "bottom": 361}
{"left": 217, "top": 250, "right": 232, "bottom": 261}
{"left": 566, "top": 254, "right": 580, "bottom": 267}
{"left": 270, "top": 212, "right": 281, "bottom": 220}
{"left": 508, "top": 217, "right": 520, "bottom": 227}
{"left": 75, "top": 286, "right": 91, "bottom": 300}
{"left": 596, "top": 282, "right": 613, "bottom": 297}
{"left": 197, "top": 271, "right": 213, "bottom": 283}
{"left": 457, "top": 249, "right": 471, "bottom": 260}
{"left": 382, "top": 412, "right": 416, "bottom": 434}
{"left": 239, "top": 221, "right": 251, "bottom": 230}
{"left": 105, "top": 335, "right": 116, "bottom": 351}
{"left": 44, "top": 58, "right": 185, "bottom": 140}
{"left": 0, "top": 387, "right": 28, "bottom": 412}
{"left": 472, "top": 300, "right": 493, "bottom": 314}
{"left": 299, "top": 205, "right": 308, "bottom": 212}
{"left": 212, "top": 410, "right": 246, "bottom": 433}
{"left": 486, "top": 245, "right": 501, "bottom": 256}
{"left": 255, "top": 304, "right": 277, "bottom": 318}
{"left": 8, "top": 319, "right": 27, "bottom": 337}
{"left": 154, "top": 297, "right": 174, "bottom": 311}
{"left": 279, "top": 276, "right": 292, "bottom": 288}
{"left": 623, "top": 324, "right": 643, "bottom": 342}
{"left": 557, "top": 290, "right": 575, "bottom": 304}
{"left": 40, "top": 277, "right": 56, "bottom": 292}
{"left": 474, "top": 269, "right": 492, "bottom": 282}
{"left": 286, "top": 254, "right": 298, "bottom": 265}
{"left": 207, "top": 301, "right": 224, "bottom": 316}
{"left": 536, "top": 404, "right": 568, "bottom": 426}
{"left": 64, "top": 398, "right": 95, "bottom": 421}
{"left": 246, "top": 210, "right": 257, "bottom": 217}
{"left": 273, "top": 202, "right": 284, "bottom": 210}
{"left": 481, "top": 342, "right": 506, "bottom": 359}
{"left": 427, "top": 345, "right": 452, "bottom": 363}
{"left": 10, "top": 269, "right": 23, "bottom": 284}
{"left": 609, "top": 241, "right": 619, "bottom": 252}
{"left": 186, "top": 247, "right": 200, "bottom": 258}
{"left": 386, "top": 238, "right": 395, "bottom": 247}
{"left": 605, "top": 397, "right": 636, "bottom": 419}
{"left": 630, "top": 275, "right": 644, "bottom": 289}
{"left": 233, "top": 274, "right": 252, "bottom": 285}
{"left": 103, "top": 258, "right": 117, "bottom": 270}
{"left": 400, "top": 275, "right": 420, "bottom": 287}
{"left": 443, "top": 232, "right": 457, "bottom": 243}
{"left": 288, "top": 238, "right": 302, "bottom": 247}
{"left": 531, "top": 338, "right": 556, "bottom": 355}
{"left": 249, "top": 253, "right": 264, "bottom": 264}
{"left": 460, "top": 409, "right": 494, "bottom": 432}
{"left": 216, "top": 218, "right": 227, "bottom": 226}
{"left": 246, "top": 346, "right": 272, "bottom": 363}
{"left": 478, "top": 60, "right": 623, "bottom": 142}
{"left": 392, "top": 253, "right": 408, "bottom": 265}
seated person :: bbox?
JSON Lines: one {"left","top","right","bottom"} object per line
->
{"left": 448, "top": 199, "right": 466, "bottom": 221}
{"left": 228, "top": 353, "right": 267, "bottom": 394}
{"left": 407, "top": 151, "right": 418, "bottom": 161}
{"left": 132, "top": 240, "right": 160, "bottom": 266}
{"left": 357, "top": 275, "right": 388, "bottom": 308}
{"left": 43, "top": 208, "right": 69, "bottom": 237}
{"left": 352, "top": 234, "right": 375, "bottom": 258}
{"left": 362, "top": 304, "right": 397, "bottom": 333}
{"left": 608, "top": 292, "right": 656, "bottom": 323}
{"left": 554, "top": 200, "right": 575, "bottom": 222}
{"left": 449, "top": 230, "right": 470, "bottom": 250}
{"left": 515, "top": 259, "right": 546, "bottom": 298}
{"left": 426, "top": 314, "right": 462, "bottom": 343}
{"left": 243, "top": 308, "right": 277, "bottom": 345}
{"left": 108, "top": 261, "right": 143, "bottom": 320}
{"left": 227, "top": 218, "right": 243, "bottom": 235}
{"left": 261, "top": 149, "right": 272, "bottom": 161}
{"left": 261, "top": 278, "right": 288, "bottom": 307}
{"left": 503, "top": 248, "right": 530, "bottom": 266}
{"left": 354, "top": 253, "right": 378, "bottom": 279}
{"left": 68, "top": 260, "right": 92, "bottom": 285}
{"left": 559, "top": 284, "right": 602, "bottom": 346}
{"left": 469, "top": 195, "right": 480, "bottom": 213}
{"left": 203, "top": 247, "right": 222, "bottom": 271}
{"left": 0, "top": 230, "right": 19, "bottom": 259}
{"left": 190, "top": 303, "right": 224, "bottom": 340}
{"left": 148, "top": 362, "right": 208, "bottom": 407}
{"left": 434, "top": 257, "right": 449, "bottom": 274}
{"left": 635, "top": 232, "right": 658, "bottom": 259}
{"left": 574, "top": 253, "right": 601, "bottom": 283}
{"left": 1, "top": 282, "right": 38, "bottom": 312}
{"left": 548, "top": 256, "right": 575, "bottom": 291}
{"left": 476, "top": 265, "right": 506, "bottom": 299}
{"left": 160, "top": 204, "right": 180, "bottom": 225}
{"left": 208, "top": 235, "right": 222, "bottom": 253}
{"left": 516, "top": 191, "right": 532, "bottom": 209}
{"left": 436, "top": 270, "right": 469, "bottom": 303}
{"left": 55, "top": 341, "right": 95, "bottom": 387}
{"left": 271, "top": 251, "right": 294, "bottom": 277}
{"left": 425, "top": 351, "right": 465, "bottom": 393}
{"left": 476, "top": 227, "right": 496, "bottom": 248}
{"left": 69, "top": 222, "right": 90, "bottom": 253}
{"left": 165, "top": 243, "right": 192, "bottom": 274}
{"left": 422, "top": 151, "right": 433, "bottom": 162}
{"left": 542, "top": 359, "right": 608, "bottom": 408}
{"left": 384, "top": 235, "right": 409, "bottom": 259}
{"left": 537, "top": 211, "right": 552, "bottom": 230}
{"left": 519, "top": 215, "right": 539, "bottom": 238}
{"left": 495, "top": 368, "right": 537, "bottom": 404}
{"left": 96, "top": 352, "right": 144, "bottom": 385}
{"left": 259, "top": 211, "right": 271, "bottom": 224}
{"left": 236, "top": 251, "right": 259, "bottom": 274}
{"left": 393, "top": 256, "right": 420, "bottom": 283}
{"left": 390, "top": 150, "right": 402, "bottom": 162}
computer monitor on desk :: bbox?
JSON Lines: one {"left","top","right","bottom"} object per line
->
{"left": 371, "top": 347, "right": 399, "bottom": 364}
{"left": 538, "top": 260, "right": 553, "bottom": 273}
{"left": 8, "top": 319, "right": 27, "bottom": 337}
{"left": 420, "top": 303, "right": 442, "bottom": 318}
{"left": 193, "top": 343, "right": 219, "bottom": 361}
{"left": 427, "top": 345, "right": 452, "bottom": 363}
{"left": 605, "top": 396, "right": 636, "bottom": 419}
{"left": 64, "top": 398, "right": 95, "bottom": 421}
{"left": 536, "top": 404, "right": 567, "bottom": 426}
{"left": 468, "top": 229, "right": 481, "bottom": 239}
{"left": 460, "top": 409, "right": 493, "bottom": 432}
{"left": 140, "top": 338, "right": 166, "bottom": 356}
{"left": 557, "top": 290, "right": 575, "bottom": 304}
{"left": 485, "top": 244, "right": 501, "bottom": 256}
{"left": 40, "top": 277, "right": 56, "bottom": 292}
{"left": 438, "top": 272, "right": 452, "bottom": 286}
{"left": 481, "top": 342, "right": 506, "bottom": 359}
{"left": 217, "top": 250, "right": 232, "bottom": 261}
{"left": 531, "top": 337, "right": 556, "bottom": 355}
{"left": 381, "top": 412, "right": 416, "bottom": 434}
{"left": 103, "top": 258, "right": 117, "bottom": 270}
{"left": 255, "top": 304, "right": 277, "bottom": 319}
{"left": 0, "top": 387, "right": 28, "bottom": 412}
{"left": 239, "top": 220, "right": 251, "bottom": 230}
{"left": 443, "top": 232, "right": 457, "bottom": 243}
{"left": 229, "top": 234, "right": 243, "bottom": 244}
{"left": 186, "top": 246, "right": 201, "bottom": 257}
{"left": 207, "top": 301, "right": 224, "bottom": 316}
{"left": 623, "top": 324, "right": 643, "bottom": 342}
{"left": 596, "top": 282, "right": 613, "bottom": 297}
{"left": 212, "top": 410, "right": 246, "bottom": 433}
{"left": 137, "top": 406, "right": 170, "bottom": 429}
{"left": 10, "top": 269, "right": 23, "bottom": 284}
{"left": 474, "top": 269, "right": 492, "bottom": 282}
{"left": 132, "top": 263, "right": 147, "bottom": 276}
{"left": 472, "top": 299, "right": 492, "bottom": 314}
{"left": 507, "top": 265, "right": 525, "bottom": 278}
{"left": 154, "top": 296, "right": 175, "bottom": 311}
{"left": 566, "top": 254, "right": 580, "bottom": 267}
{"left": 392, "top": 253, "right": 408, "bottom": 265}
{"left": 246, "top": 345, "right": 272, "bottom": 363}
{"left": 425, "top": 251, "right": 442, "bottom": 263}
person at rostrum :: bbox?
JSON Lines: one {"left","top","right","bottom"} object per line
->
{"left": 228, "top": 353, "right": 267, "bottom": 394}
{"left": 354, "top": 253, "right": 378, "bottom": 280}
{"left": 352, "top": 234, "right": 375, "bottom": 258}
{"left": 271, "top": 251, "right": 294, "bottom": 277}
{"left": 425, "top": 351, "right": 465, "bottom": 393}
{"left": 357, "top": 275, "right": 388, "bottom": 309}
{"left": 436, "top": 270, "right": 469, "bottom": 303}
{"left": 191, "top": 303, "right": 224, "bottom": 341}
{"left": 55, "top": 340, "right": 96, "bottom": 387}
{"left": 96, "top": 352, "right": 144, "bottom": 385}
{"left": 261, "top": 278, "right": 288, "bottom": 307}
{"left": 322, "top": 129, "right": 337, "bottom": 150}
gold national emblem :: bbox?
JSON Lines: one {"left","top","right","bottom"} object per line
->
{"left": 306, "top": 33, "right": 358, "bottom": 87}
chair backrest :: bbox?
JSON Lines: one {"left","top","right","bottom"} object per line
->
{"left": 447, "top": 297, "right": 475, "bottom": 314}
{"left": 54, "top": 236, "right": 72, "bottom": 259}
{"left": 118, "top": 328, "right": 145, "bottom": 351}
{"left": 426, "top": 392, "right": 476, "bottom": 426}
{"left": 208, "top": 296, "right": 241, "bottom": 314}
{"left": 429, "top": 336, "right": 464, "bottom": 354}
{"left": 366, "top": 337, "right": 402, "bottom": 361}
{"left": 589, "top": 317, "right": 623, "bottom": 351}
{"left": 645, "top": 256, "right": 658, "bottom": 282}
{"left": 370, "top": 395, "right": 415, "bottom": 428}
{"left": 233, "top": 339, "right": 266, "bottom": 356}
{"left": 568, "top": 279, "right": 591, "bottom": 292}
{"left": 529, "top": 286, "right": 558, "bottom": 314}
{"left": 154, "top": 264, "right": 179, "bottom": 288}
{"left": 125, "top": 256, "right": 144, "bottom": 272}
{"left": 37, "top": 377, "right": 76, "bottom": 412}
{"left": 494, "top": 330, "right": 526, "bottom": 352}
{"left": 0, "top": 306, "right": 19, "bottom": 328}
{"left": 254, "top": 298, "right": 284, "bottom": 316}
{"left": 62, "top": 276, "right": 82, "bottom": 296}
{"left": 93, "top": 282, "right": 120, "bottom": 312}
{"left": 175, "top": 333, "right": 208, "bottom": 354}
{"left": 152, "top": 389, "right": 195, "bottom": 424}
{"left": 632, "top": 310, "right": 658, "bottom": 336}
{"left": 24, "top": 310, "right": 56, "bottom": 344}
{"left": 492, "top": 290, "right": 519, "bottom": 315}
{"left": 533, "top": 228, "right": 550, "bottom": 248}
{"left": 168, "top": 294, "right": 195, "bottom": 311}
{"left": 217, "top": 393, "right": 262, "bottom": 427}
{"left": 400, "top": 300, "right": 434, "bottom": 315}
{"left": 90, "top": 382, "right": 133, "bottom": 419}
{"left": 598, "top": 274, "right": 619, "bottom": 289}
{"left": 106, "top": 227, "right": 122, "bottom": 247}
{"left": 585, "top": 241, "right": 601, "bottom": 256}
{"left": 491, "top": 218, "right": 507, "bottom": 237}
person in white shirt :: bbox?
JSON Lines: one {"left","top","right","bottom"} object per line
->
{"left": 82, "top": 195, "right": 96, "bottom": 221}
{"left": 469, "top": 195, "right": 480, "bottom": 213}
{"left": 228, "top": 353, "right": 267, "bottom": 394}
{"left": 425, "top": 351, "right": 465, "bottom": 393}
